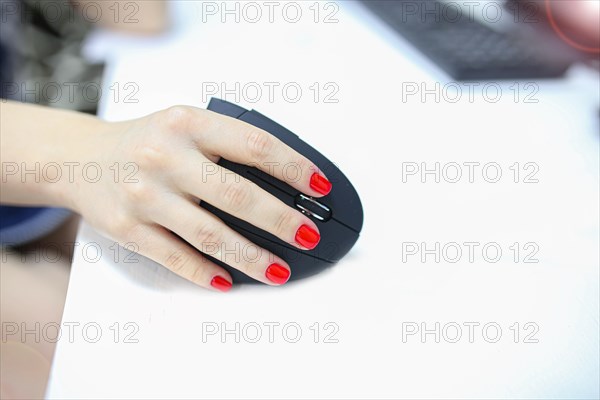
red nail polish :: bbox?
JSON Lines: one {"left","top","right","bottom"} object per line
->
{"left": 295, "top": 225, "right": 320, "bottom": 249}
{"left": 266, "top": 263, "right": 290, "bottom": 284}
{"left": 211, "top": 276, "right": 232, "bottom": 292}
{"left": 310, "top": 173, "right": 332, "bottom": 195}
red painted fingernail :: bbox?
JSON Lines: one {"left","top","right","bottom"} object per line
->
{"left": 310, "top": 173, "right": 332, "bottom": 195}
{"left": 211, "top": 276, "right": 232, "bottom": 292}
{"left": 266, "top": 263, "right": 290, "bottom": 284}
{"left": 295, "top": 224, "right": 320, "bottom": 249}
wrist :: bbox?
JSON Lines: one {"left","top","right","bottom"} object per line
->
{"left": 45, "top": 117, "right": 117, "bottom": 214}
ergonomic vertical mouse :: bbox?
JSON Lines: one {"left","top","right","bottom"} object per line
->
{"left": 201, "top": 98, "right": 363, "bottom": 283}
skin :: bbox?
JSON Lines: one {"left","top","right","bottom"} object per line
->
{"left": 0, "top": 101, "right": 328, "bottom": 290}
{"left": 78, "top": 0, "right": 169, "bottom": 34}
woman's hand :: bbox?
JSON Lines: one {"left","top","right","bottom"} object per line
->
{"left": 67, "top": 106, "right": 332, "bottom": 291}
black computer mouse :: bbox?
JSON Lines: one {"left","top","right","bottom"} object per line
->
{"left": 201, "top": 98, "right": 363, "bottom": 283}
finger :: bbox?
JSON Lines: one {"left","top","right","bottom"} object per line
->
{"left": 179, "top": 156, "right": 320, "bottom": 250}
{"left": 194, "top": 110, "right": 332, "bottom": 197}
{"left": 129, "top": 224, "right": 233, "bottom": 292}
{"left": 152, "top": 196, "right": 292, "bottom": 285}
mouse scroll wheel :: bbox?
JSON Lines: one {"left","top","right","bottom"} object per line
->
{"left": 294, "top": 194, "right": 332, "bottom": 222}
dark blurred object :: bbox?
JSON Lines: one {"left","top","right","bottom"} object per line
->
{"left": 360, "top": 0, "right": 598, "bottom": 80}
{"left": 0, "top": 0, "right": 104, "bottom": 113}
{"left": 0, "top": 42, "right": 12, "bottom": 99}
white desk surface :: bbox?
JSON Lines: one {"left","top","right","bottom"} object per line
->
{"left": 48, "top": 1, "right": 599, "bottom": 399}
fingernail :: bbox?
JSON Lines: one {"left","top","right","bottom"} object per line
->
{"left": 266, "top": 263, "right": 290, "bottom": 285}
{"left": 211, "top": 276, "right": 232, "bottom": 292}
{"left": 310, "top": 173, "right": 332, "bottom": 195}
{"left": 295, "top": 224, "right": 320, "bottom": 249}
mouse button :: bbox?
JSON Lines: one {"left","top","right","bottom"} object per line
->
{"left": 207, "top": 98, "right": 248, "bottom": 118}
{"left": 294, "top": 194, "right": 332, "bottom": 222}
{"left": 215, "top": 156, "right": 295, "bottom": 202}
{"left": 246, "top": 169, "right": 297, "bottom": 198}
{"left": 244, "top": 145, "right": 362, "bottom": 233}
{"left": 237, "top": 111, "right": 349, "bottom": 212}
{"left": 219, "top": 145, "right": 363, "bottom": 233}
{"left": 217, "top": 158, "right": 249, "bottom": 176}
{"left": 222, "top": 104, "right": 363, "bottom": 233}
{"left": 202, "top": 199, "right": 352, "bottom": 263}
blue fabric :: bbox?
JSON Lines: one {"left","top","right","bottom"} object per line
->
{"left": 0, "top": 206, "right": 46, "bottom": 229}
{"left": 0, "top": 207, "right": 72, "bottom": 246}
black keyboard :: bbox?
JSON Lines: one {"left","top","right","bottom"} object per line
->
{"left": 360, "top": 0, "right": 573, "bottom": 80}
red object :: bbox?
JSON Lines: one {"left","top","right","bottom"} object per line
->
{"left": 295, "top": 225, "right": 320, "bottom": 249}
{"left": 545, "top": 0, "right": 600, "bottom": 54}
{"left": 266, "top": 263, "right": 290, "bottom": 284}
{"left": 211, "top": 276, "right": 232, "bottom": 292}
{"left": 310, "top": 173, "right": 332, "bottom": 195}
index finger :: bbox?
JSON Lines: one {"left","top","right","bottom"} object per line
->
{"left": 194, "top": 109, "right": 332, "bottom": 197}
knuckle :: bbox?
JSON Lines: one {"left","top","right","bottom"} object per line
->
{"left": 245, "top": 129, "right": 274, "bottom": 162}
{"left": 194, "top": 221, "right": 223, "bottom": 246}
{"left": 123, "top": 181, "right": 156, "bottom": 203}
{"left": 273, "top": 208, "right": 301, "bottom": 239}
{"left": 162, "top": 106, "right": 193, "bottom": 132}
{"left": 107, "top": 213, "right": 136, "bottom": 239}
{"left": 222, "top": 182, "right": 253, "bottom": 213}
{"left": 165, "top": 249, "right": 193, "bottom": 274}
{"left": 192, "top": 108, "right": 211, "bottom": 131}
{"left": 132, "top": 143, "right": 170, "bottom": 170}
{"left": 121, "top": 223, "right": 144, "bottom": 244}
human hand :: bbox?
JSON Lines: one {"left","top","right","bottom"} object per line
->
{"left": 70, "top": 106, "right": 332, "bottom": 291}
